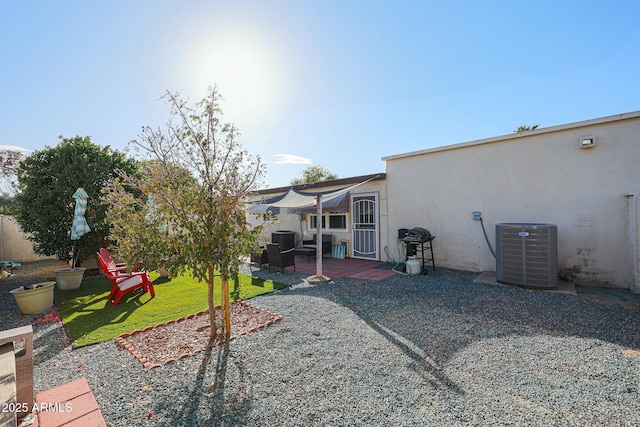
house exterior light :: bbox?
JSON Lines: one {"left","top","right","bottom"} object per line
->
{"left": 580, "top": 136, "right": 595, "bottom": 148}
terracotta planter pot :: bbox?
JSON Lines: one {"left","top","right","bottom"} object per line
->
{"left": 54, "top": 267, "right": 86, "bottom": 290}
{"left": 10, "top": 282, "right": 55, "bottom": 314}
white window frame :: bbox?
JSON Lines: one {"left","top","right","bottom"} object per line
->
{"left": 309, "top": 212, "right": 347, "bottom": 231}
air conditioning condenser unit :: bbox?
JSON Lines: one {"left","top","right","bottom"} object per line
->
{"left": 496, "top": 223, "right": 558, "bottom": 289}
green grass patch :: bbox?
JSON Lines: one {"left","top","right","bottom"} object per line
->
{"left": 54, "top": 271, "right": 288, "bottom": 348}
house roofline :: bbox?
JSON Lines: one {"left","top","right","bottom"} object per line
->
{"left": 382, "top": 110, "right": 640, "bottom": 162}
{"left": 253, "top": 172, "right": 386, "bottom": 195}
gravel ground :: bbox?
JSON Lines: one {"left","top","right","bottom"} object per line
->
{"left": 2, "top": 261, "right": 639, "bottom": 426}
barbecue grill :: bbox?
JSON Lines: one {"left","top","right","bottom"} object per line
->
{"left": 399, "top": 227, "right": 436, "bottom": 274}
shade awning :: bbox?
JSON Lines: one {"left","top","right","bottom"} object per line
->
{"left": 248, "top": 204, "right": 280, "bottom": 215}
{"left": 248, "top": 175, "right": 379, "bottom": 215}
{"left": 248, "top": 192, "right": 286, "bottom": 215}
{"left": 249, "top": 187, "right": 349, "bottom": 215}
{"left": 263, "top": 176, "right": 375, "bottom": 209}
{"left": 287, "top": 191, "right": 350, "bottom": 214}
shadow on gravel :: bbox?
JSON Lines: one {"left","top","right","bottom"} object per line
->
{"left": 158, "top": 341, "right": 253, "bottom": 426}
{"left": 254, "top": 267, "right": 640, "bottom": 391}
{"left": 361, "top": 312, "right": 466, "bottom": 395}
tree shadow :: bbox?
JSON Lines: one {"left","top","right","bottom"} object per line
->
{"left": 232, "top": 274, "right": 289, "bottom": 301}
{"left": 250, "top": 276, "right": 267, "bottom": 288}
{"left": 152, "top": 276, "right": 172, "bottom": 285}
{"left": 359, "top": 315, "right": 465, "bottom": 394}
{"left": 251, "top": 267, "right": 640, "bottom": 396}
{"left": 58, "top": 287, "right": 150, "bottom": 325}
{"left": 160, "top": 340, "right": 253, "bottom": 426}
{"left": 231, "top": 274, "right": 242, "bottom": 301}
{"left": 53, "top": 278, "right": 157, "bottom": 346}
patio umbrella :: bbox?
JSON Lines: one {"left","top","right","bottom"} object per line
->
{"left": 145, "top": 193, "right": 158, "bottom": 224}
{"left": 70, "top": 188, "right": 91, "bottom": 267}
{"left": 145, "top": 193, "right": 168, "bottom": 232}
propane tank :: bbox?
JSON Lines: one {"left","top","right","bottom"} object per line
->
{"left": 406, "top": 257, "right": 421, "bottom": 275}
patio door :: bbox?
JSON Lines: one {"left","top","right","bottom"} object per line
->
{"left": 351, "top": 193, "right": 378, "bottom": 260}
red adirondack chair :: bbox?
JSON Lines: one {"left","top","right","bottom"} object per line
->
{"left": 96, "top": 249, "right": 155, "bottom": 306}
{"left": 97, "top": 248, "right": 140, "bottom": 274}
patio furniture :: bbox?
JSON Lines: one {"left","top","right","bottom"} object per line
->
{"left": 98, "top": 248, "right": 139, "bottom": 274}
{"left": 0, "top": 342, "right": 16, "bottom": 426}
{"left": 0, "top": 325, "right": 33, "bottom": 424}
{"left": 250, "top": 246, "right": 269, "bottom": 269}
{"left": 96, "top": 251, "right": 155, "bottom": 305}
{"left": 0, "top": 261, "right": 21, "bottom": 275}
{"left": 295, "top": 247, "right": 316, "bottom": 262}
{"left": 266, "top": 243, "right": 296, "bottom": 273}
{"left": 302, "top": 234, "right": 333, "bottom": 257}
{"left": 1, "top": 326, "right": 107, "bottom": 427}
{"left": 271, "top": 231, "right": 295, "bottom": 251}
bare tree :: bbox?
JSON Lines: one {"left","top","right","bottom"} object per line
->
{"left": 103, "top": 86, "right": 265, "bottom": 338}
{"left": 0, "top": 149, "right": 24, "bottom": 194}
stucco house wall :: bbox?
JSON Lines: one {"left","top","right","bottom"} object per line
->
{"left": 247, "top": 174, "right": 388, "bottom": 260}
{"left": 383, "top": 111, "right": 640, "bottom": 290}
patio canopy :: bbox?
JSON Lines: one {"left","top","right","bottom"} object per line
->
{"left": 249, "top": 175, "right": 379, "bottom": 282}
{"left": 288, "top": 191, "right": 349, "bottom": 214}
{"left": 250, "top": 188, "right": 350, "bottom": 215}
{"left": 250, "top": 176, "right": 374, "bottom": 214}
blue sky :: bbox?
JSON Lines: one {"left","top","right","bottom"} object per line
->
{"left": 1, "top": 1, "right": 639, "bottom": 189}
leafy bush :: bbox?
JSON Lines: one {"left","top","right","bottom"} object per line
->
{"left": 14, "top": 135, "right": 140, "bottom": 264}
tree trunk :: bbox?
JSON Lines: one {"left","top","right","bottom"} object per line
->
{"left": 221, "top": 275, "right": 231, "bottom": 338}
{"left": 207, "top": 266, "right": 216, "bottom": 339}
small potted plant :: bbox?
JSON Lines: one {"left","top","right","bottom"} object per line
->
{"left": 10, "top": 282, "right": 55, "bottom": 314}
{"left": 54, "top": 266, "right": 86, "bottom": 290}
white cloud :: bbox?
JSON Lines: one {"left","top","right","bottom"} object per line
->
{"left": 0, "top": 145, "right": 31, "bottom": 153}
{"left": 273, "top": 154, "right": 312, "bottom": 165}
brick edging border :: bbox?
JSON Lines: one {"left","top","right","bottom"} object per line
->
{"left": 115, "top": 301, "right": 284, "bottom": 369}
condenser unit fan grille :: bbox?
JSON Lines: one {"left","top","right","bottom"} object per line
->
{"left": 496, "top": 223, "right": 557, "bottom": 289}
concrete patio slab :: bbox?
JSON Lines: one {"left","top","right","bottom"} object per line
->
{"left": 473, "top": 271, "right": 577, "bottom": 295}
